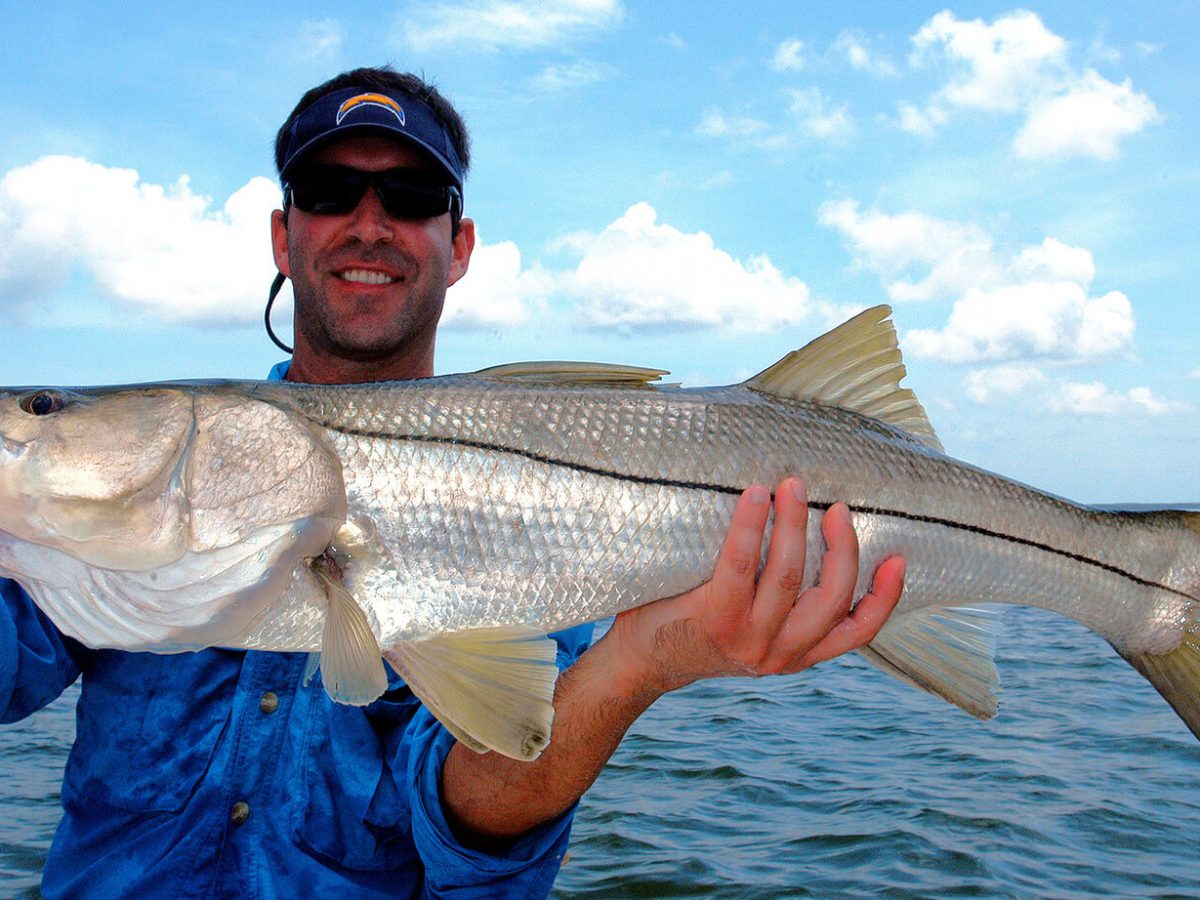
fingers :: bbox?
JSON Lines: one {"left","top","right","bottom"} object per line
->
{"left": 767, "top": 501, "right": 900, "bottom": 673}
{"left": 629, "top": 477, "right": 905, "bottom": 690}
{"left": 815, "top": 502, "right": 860, "bottom": 615}
{"left": 749, "top": 478, "right": 810, "bottom": 639}
{"left": 792, "top": 555, "right": 906, "bottom": 670}
{"left": 701, "top": 483, "right": 772, "bottom": 637}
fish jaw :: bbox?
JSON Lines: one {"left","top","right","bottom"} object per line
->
{"left": 0, "top": 516, "right": 339, "bottom": 650}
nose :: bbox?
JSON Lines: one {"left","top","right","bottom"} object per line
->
{"left": 344, "top": 187, "right": 394, "bottom": 242}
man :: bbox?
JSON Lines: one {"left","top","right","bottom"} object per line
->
{"left": 1, "top": 66, "right": 903, "bottom": 896}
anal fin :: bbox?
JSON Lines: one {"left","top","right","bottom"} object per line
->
{"left": 859, "top": 605, "right": 1001, "bottom": 719}
{"left": 383, "top": 627, "right": 559, "bottom": 761}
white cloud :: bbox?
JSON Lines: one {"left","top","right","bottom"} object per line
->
{"left": 896, "top": 101, "right": 947, "bottom": 137}
{"left": 910, "top": 9, "right": 1067, "bottom": 112}
{"left": 698, "top": 93, "right": 853, "bottom": 148}
{"left": 787, "top": 88, "right": 855, "bottom": 140}
{"left": 444, "top": 235, "right": 547, "bottom": 328}
{"left": 1190, "top": 368, "right": 1200, "bottom": 380}
{"left": 771, "top": 38, "right": 806, "bottom": 72}
{"left": 556, "top": 202, "right": 811, "bottom": 332}
{"left": 404, "top": 0, "right": 623, "bottom": 51}
{"left": 964, "top": 366, "right": 1187, "bottom": 417}
{"left": 905, "top": 283, "right": 1133, "bottom": 363}
{"left": 818, "top": 199, "right": 999, "bottom": 302}
{"left": 833, "top": 30, "right": 898, "bottom": 78}
{"left": 0, "top": 155, "right": 278, "bottom": 324}
{"left": 904, "top": 10, "right": 1158, "bottom": 160}
{"left": 0, "top": 159, "right": 806, "bottom": 338}
{"left": 1046, "top": 382, "right": 1187, "bottom": 416}
{"left": 294, "top": 18, "right": 344, "bottom": 60}
{"left": 1012, "top": 236, "right": 1095, "bottom": 284}
{"left": 963, "top": 364, "right": 1047, "bottom": 404}
{"left": 1087, "top": 39, "right": 1122, "bottom": 67}
{"left": 1014, "top": 70, "right": 1161, "bottom": 161}
{"left": 528, "top": 60, "right": 614, "bottom": 92}
{"left": 661, "top": 32, "right": 686, "bottom": 50}
{"left": 822, "top": 201, "right": 1135, "bottom": 364}
{"left": 694, "top": 107, "right": 769, "bottom": 138}
{"left": 701, "top": 170, "right": 734, "bottom": 190}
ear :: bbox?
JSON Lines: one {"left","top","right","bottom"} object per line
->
{"left": 447, "top": 217, "right": 475, "bottom": 288}
{"left": 271, "top": 209, "right": 291, "bottom": 277}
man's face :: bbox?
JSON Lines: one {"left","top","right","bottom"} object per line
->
{"left": 271, "top": 135, "right": 474, "bottom": 383}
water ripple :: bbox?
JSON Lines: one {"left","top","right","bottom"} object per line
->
{"left": 3, "top": 610, "right": 1200, "bottom": 895}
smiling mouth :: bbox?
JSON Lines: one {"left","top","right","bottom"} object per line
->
{"left": 338, "top": 268, "right": 399, "bottom": 285}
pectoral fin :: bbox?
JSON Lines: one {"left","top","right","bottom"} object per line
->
{"left": 310, "top": 561, "right": 388, "bottom": 706}
{"left": 383, "top": 627, "right": 560, "bottom": 761}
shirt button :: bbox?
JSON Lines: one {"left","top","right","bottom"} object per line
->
{"left": 260, "top": 691, "right": 279, "bottom": 714}
{"left": 230, "top": 801, "right": 250, "bottom": 825}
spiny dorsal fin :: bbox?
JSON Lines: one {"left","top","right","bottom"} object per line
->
{"left": 746, "top": 305, "right": 943, "bottom": 452}
{"left": 474, "top": 360, "right": 669, "bottom": 387}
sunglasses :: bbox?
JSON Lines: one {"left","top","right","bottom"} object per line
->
{"left": 285, "top": 164, "right": 462, "bottom": 221}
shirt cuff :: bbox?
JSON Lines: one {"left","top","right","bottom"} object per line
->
{"left": 407, "top": 708, "right": 574, "bottom": 897}
{"left": 404, "top": 622, "right": 595, "bottom": 895}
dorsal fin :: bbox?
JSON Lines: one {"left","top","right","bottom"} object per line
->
{"left": 746, "top": 305, "right": 943, "bottom": 451}
{"left": 474, "top": 360, "right": 669, "bottom": 387}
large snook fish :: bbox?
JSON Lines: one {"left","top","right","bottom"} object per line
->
{"left": 1, "top": 307, "right": 1197, "bottom": 760}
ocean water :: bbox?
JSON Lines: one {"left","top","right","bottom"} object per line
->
{"left": 3, "top": 607, "right": 1199, "bottom": 897}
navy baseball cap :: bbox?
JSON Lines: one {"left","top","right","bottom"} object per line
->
{"left": 279, "top": 86, "right": 465, "bottom": 189}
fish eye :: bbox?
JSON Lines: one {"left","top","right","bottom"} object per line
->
{"left": 19, "top": 390, "right": 68, "bottom": 416}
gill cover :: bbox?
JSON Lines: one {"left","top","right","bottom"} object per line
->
{"left": 0, "top": 387, "right": 195, "bottom": 569}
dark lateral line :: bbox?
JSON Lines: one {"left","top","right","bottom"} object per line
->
{"left": 330, "top": 425, "right": 1199, "bottom": 604}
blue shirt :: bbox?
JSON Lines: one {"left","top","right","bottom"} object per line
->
{"left": 0, "top": 362, "right": 594, "bottom": 898}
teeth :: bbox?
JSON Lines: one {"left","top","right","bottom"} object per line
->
{"left": 340, "top": 269, "right": 397, "bottom": 285}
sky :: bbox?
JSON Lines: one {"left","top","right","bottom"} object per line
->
{"left": 0, "top": 1, "right": 1196, "bottom": 503}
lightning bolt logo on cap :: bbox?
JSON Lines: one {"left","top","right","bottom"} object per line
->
{"left": 336, "top": 93, "right": 406, "bottom": 127}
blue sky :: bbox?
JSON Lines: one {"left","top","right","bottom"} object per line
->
{"left": 1, "top": 2, "right": 1196, "bottom": 503}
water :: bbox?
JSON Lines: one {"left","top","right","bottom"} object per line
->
{"left": 4, "top": 608, "right": 1200, "bottom": 896}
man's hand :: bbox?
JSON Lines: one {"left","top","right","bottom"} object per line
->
{"left": 441, "top": 477, "right": 904, "bottom": 844}
{"left": 606, "top": 477, "right": 904, "bottom": 699}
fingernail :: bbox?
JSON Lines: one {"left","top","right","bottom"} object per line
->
{"left": 746, "top": 485, "right": 770, "bottom": 504}
{"left": 789, "top": 479, "right": 807, "bottom": 503}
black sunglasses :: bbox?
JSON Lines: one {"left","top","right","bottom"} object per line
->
{"left": 285, "top": 164, "right": 462, "bottom": 222}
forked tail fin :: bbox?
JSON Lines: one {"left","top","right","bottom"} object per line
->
{"left": 1115, "top": 511, "right": 1200, "bottom": 739}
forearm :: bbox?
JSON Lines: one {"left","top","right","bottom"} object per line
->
{"left": 440, "top": 624, "right": 660, "bottom": 845}
{"left": 439, "top": 479, "right": 904, "bottom": 847}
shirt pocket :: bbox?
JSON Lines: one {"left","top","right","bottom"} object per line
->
{"left": 290, "top": 677, "right": 421, "bottom": 872}
{"left": 64, "top": 649, "right": 237, "bottom": 814}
